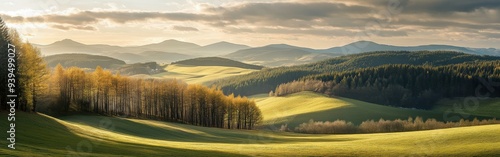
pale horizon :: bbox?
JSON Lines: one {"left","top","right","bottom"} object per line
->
{"left": 34, "top": 38, "right": 500, "bottom": 50}
{"left": 1, "top": 0, "right": 500, "bottom": 49}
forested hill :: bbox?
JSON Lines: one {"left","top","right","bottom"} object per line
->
{"left": 171, "top": 57, "right": 264, "bottom": 70}
{"left": 213, "top": 51, "right": 500, "bottom": 96}
{"left": 293, "top": 62, "right": 500, "bottom": 109}
{"left": 44, "top": 53, "right": 126, "bottom": 69}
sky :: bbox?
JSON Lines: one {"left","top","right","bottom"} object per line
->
{"left": 1, "top": 0, "right": 499, "bottom": 49}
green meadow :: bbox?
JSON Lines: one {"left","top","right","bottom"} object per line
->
{"left": 254, "top": 91, "right": 454, "bottom": 128}
{"left": 1, "top": 112, "right": 499, "bottom": 156}
{"left": 152, "top": 64, "right": 258, "bottom": 85}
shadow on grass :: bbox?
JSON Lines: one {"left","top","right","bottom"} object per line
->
{"left": 59, "top": 114, "right": 359, "bottom": 144}
{"left": 261, "top": 98, "right": 495, "bottom": 129}
{"left": 0, "top": 112, "right": 247, "bottom": 157}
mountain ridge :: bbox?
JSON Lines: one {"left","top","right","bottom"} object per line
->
{"left": 36, "top": 39, "right": 500, "bottom": 67}
{"left": 38, "top": 39, "right": 500, "bottom": 57}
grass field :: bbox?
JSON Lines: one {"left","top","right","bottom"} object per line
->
{"left": 253, "top": 91, "right": 494, "bottom": 129}
{"left": 1, "top": 112, "right": 499, "bottom": 156}
{"left": 151, "top": 64, "right": 258, "bottom": 85}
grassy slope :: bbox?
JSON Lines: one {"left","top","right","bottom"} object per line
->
{"left": 0, "top": 112, "right": 239, "bottom": 157}
{"left": 151, "top": 64, "right": 258, "bottom": 85}
{"left": 1, "top": 112, "right": 499, "bottom": 156}
{"left": 253, "top": 91, "right": 492, "bottom": 129}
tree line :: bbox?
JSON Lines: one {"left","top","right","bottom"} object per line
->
{"left": 271, "top": 63, "right": 500, "bottom": 109}
{"left": 214, "top": 51, "right": 500, "bottom": 97}
{"left": 41, "top": 65, "right": 262, "bottom": 129}
{"left": 286, "top": 117, "right": 499, "bottom": 134}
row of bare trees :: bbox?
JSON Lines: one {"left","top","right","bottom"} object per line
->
{"left": 290, "top": 117, "right": 499, "bottom": 134}
{"left": 41, "top": 65, "right": 262, "bottom": 129}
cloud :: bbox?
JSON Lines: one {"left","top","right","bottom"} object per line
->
{"left": 226, "top": 27, "right": 407, "bottom": 37}
{"left": 51, "top": 24, "right": 97, "bottom": 31}
{"left": 1, "top": 0, "right": 499, "bottom": 38}
{"left": 482, "top": 31, "right": 500, "bottom": 39}
{"left": 401, "top": 0, "right": 500, "bottom": 14}
{"left": 172, "top": 25, "right": 198, "bottom": 31}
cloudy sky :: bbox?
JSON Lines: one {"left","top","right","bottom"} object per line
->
{"left": 1, "top": 0, "right": 499, "bottom": 49}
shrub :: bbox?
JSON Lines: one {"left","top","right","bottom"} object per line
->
{"left": 294, "top": 119, "right": 357, "bottom": 134}
{"left": 279, "top": 124, "right": 289, "bottom": 132}
{"left": 294, "top": 117, "right": 499, "bottom": 134}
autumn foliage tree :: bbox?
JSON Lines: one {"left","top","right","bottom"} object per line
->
{"left": 18, "top": 42, "right": 49, "bottom": 112}
{"left": 42, "top": 65, "right": 262, "bottom": 129}
{"left": 0, "top": 17, "right": 48, "bottom": 112}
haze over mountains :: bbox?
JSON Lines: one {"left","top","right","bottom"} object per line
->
{"left": 36, "top": 39, "right": 500, "bottom": 67}
{"left": 224, "top": 44, "right": 338, "bottom": 67}
{"left": 35, "top": 39, "right": 251, "bottom": 64}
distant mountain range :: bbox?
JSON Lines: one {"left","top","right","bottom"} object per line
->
{"left": 35, "top": 39, "right": 251, "bottom": 64}
{"left": 320, "top": 41, "right": 500, "bottom": 56}
{"left": 224, "top": 41, "right": 500, "bottom": 66}
{"left": 224, "top": 44, "right": 337, "bottom": 67}
{"left": 36, "top": 39, "right": 500, "bottom": 67}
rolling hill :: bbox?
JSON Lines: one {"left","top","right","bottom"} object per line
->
{"left": 152, "top": 64, "right": 259, "bottom": 85}
{"left": 44, "top": 53, "right": 167, "bottom": 76}
{"left": 107, "top": 52, "right": 152, "bottom": 63}
{"left": 36, "top": 39, "right": 101, "bottom": 55}
{"left": 215, "top": 51, "right": 500, "bottom": 96}
{"left": 139, "top": 51, "right": 193, "bottom": 64}
{"left": 254, "top": 91, "right": 449, "bottom": 128}
{"left": 224, "top": 44, "right": 338, "bottom": 67}
{"left": 135, "top": 39, "right": 201, "bottom": 52}
{"left": 147, "top": 57, "right": 264, "bottom": 84}
{"left": 100, "top": 51, "right": 193, "bottom": 64}
{"left": 322, "top": 41, "right": 484, "bottom": 55}
{"left": 118, "top": 62, "right": 165, "bottom": 75}
{"left": 172, "top": 57, "right": 264, "bottom": 70}
{"left": 44, "top": 53, "right": 126, "bottom": 69}
{"left": 190, "top": 41, "right": 251, "bottom": 56}
{"left": 43, "top": 54, "right": 261, "bottom": 82}
{"left": 2, "top": 111, "right": 499, "bottom": 156}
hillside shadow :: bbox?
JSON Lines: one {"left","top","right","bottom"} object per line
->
{"left": 0, "top": 112, "right": 243, "bottom": 156}
{"left": 59, "top": 115, "right": 359, "bottom": 144}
